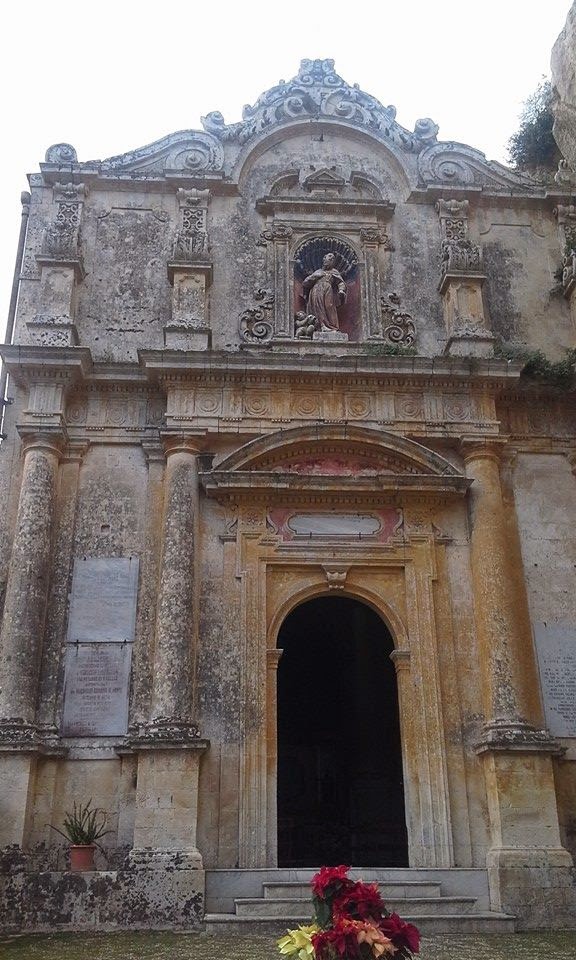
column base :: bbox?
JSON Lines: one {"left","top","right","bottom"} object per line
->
{"left": 487, "top": 847, "right": 576, "bottom": 929}
{"left": 129, "top": 847, "right": 203, "bottom": 870}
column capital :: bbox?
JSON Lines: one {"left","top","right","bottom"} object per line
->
{"left": 266, "top": 648, "right": 284, "bottom": 670}
{"left": 161, "top": 431, "right": 206, "bottom": 457}
{"left": 459, "top": 436, "right": 509, "bottom": 466}
{"left": 390, "top": 649, "right": 411, "bottom": 673}
{"left": 18, "top": 430, "right": 65, "bottom": 460}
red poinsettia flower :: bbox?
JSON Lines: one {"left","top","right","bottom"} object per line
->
{"left": 312, "top": 918, "right": 362, "bottom": 959}
{"left": 311, "top": 864, "right": 353, "bottom": 900}
{"left": 333, "top": 880, "right": 386, "bottom": 921}
{"left": 379, "top": 913, "right": 420, "bottom": 954}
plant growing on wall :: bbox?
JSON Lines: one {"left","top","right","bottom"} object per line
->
{"left": 508, "top": 79, "right": 562, "bottom": 176}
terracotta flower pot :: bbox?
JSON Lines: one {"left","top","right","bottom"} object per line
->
{"left": 69, "top": 844, "right": 96, "bottom": 871}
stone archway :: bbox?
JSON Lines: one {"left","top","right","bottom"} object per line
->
{"left": 276, "top": 594, "right": 408, "bottom": 867}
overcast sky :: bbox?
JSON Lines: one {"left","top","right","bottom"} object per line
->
{"left": 0, "top": 0, "right": 572, "bottom": 345}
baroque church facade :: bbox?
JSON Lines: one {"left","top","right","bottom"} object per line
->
{"left": 0, "top": 59, "right": 576, "bottom": 931}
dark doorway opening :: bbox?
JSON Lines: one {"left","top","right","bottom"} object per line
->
{"left": 277, "top": 595, "right": 408, "bottom": 867}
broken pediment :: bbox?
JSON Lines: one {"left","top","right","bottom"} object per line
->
{"left": 40, "top": 60, "right": 549, "bottom": 199}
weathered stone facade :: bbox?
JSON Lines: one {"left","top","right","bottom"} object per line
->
{"left": 0, "top": 60, "right": 575, "bottom": 932}
{"left": 552, "top": 1, "right": 576, "bottom": 170}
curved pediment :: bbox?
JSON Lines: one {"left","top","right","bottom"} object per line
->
{"left": 201, "top": 426, "right": 470, "bottom": 503}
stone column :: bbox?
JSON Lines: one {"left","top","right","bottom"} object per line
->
{"left": 0, "top": 433, "right": 62, "bottom": 729}
{"left": 462, "top": 439, "right": 574, "bottom": 928}
{"left": 0, "top": 432, "right": 62, "bottom": 847}
{"left": 150, "top": 435, "right": 201, "bottom": 727}
{"left": 130, "top": 435, "right": 208, "bottom": 886}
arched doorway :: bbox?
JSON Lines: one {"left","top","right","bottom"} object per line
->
{"left": 277, "top": 595, "right": 408, "bottom": 867}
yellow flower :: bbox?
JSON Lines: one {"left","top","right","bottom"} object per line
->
{"left": 277, "top": 923, "right": 319, "bottom": 960}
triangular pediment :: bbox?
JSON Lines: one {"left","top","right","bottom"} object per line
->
{"left": 302, "top": 168, "right": 346, "bottom": 192}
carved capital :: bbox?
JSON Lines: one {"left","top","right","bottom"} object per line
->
{"left": 460, "top": 437, "right": 507, "bottom": 466}
{"left": 360, "top": 226, "right": 394, "bottom": 249}
{"left": 161, "top": 433, "right": 206, "bottom": 458}
{"left": 257, "top": 222, "right": 293, "bottom": 245}
{"left": 266, "top": 648, "right": 284, "bottom": 670}
{"left": 390, "top": 650, "right": 410, "bottom": 674}
{"left": 440, "top": 238, "right": 483, "bottom": 277}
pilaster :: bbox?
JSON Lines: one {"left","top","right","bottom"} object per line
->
{"left": 165, "top": 189, "right": 212, "bottom": 350}
{"left": 129, "top": 433, "right": 208, "bottom": 870}
{"left": 461, "top": 438, "right": 574, "bottom": 926}
{"left": 436, "top": 199, "right": 494, "bottom": 357}
{"left": 28, "top": 182, "right": 87, "bottom": 346}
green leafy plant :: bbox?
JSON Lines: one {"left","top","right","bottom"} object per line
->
{"left": 49, "top": 800, "right": 110, "bottom": 846}
{"left": 507, "top": 79, "right": 561, "bottom": 175}
{"left": 494, "top": 342, "right": 576, "bottom": 388}
{"left": 365, "top": 343, "right": 417, "bottom": 357}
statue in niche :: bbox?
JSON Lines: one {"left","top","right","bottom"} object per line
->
{"left": 294, "top": 236, "right": 359, "bottom": 339}
{"left": 302, "top": 253, "right": 347, "bottom": 331}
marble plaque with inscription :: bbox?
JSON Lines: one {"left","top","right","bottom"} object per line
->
{"left": 534, "top": 622, "right": 576, "bottom": 737}
{"left": 67, "top": 557, "right": 139, "bottom": 642}
{"left": 61, "top": 643, "right": 132, "bottom": 736}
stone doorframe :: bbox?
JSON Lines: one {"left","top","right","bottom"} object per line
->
{"left": 236, "top": 529, "right": 455, "bottom": 870}
{"left": 200, "top": 425, "right": 471, "bottom": 870}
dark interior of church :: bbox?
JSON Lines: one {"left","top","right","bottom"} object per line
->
{"left": 277, "top": 595, "right": 408, "bottom": 867}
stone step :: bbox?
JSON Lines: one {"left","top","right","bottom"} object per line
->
{"left": 262, "top": 880, "right": 442, "bottom": 899}
{"left": 204, "top": 912, "right": 516, "bottom": 936}
{"left": 235, "top": 895, "right": 478, "bottom": 918}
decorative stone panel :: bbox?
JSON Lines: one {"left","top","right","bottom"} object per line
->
{"left": 436, "top": 198, "right": 493, "bottom": 357}
{"left": 165, "top": 189, "right": 213, "bottom": 350}
{"left": 28, "top": 182, "right": 87, "bottom": 346}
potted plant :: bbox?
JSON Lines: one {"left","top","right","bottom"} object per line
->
{"left": 49, "top": 800, "right": 110, "bottom": 871}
